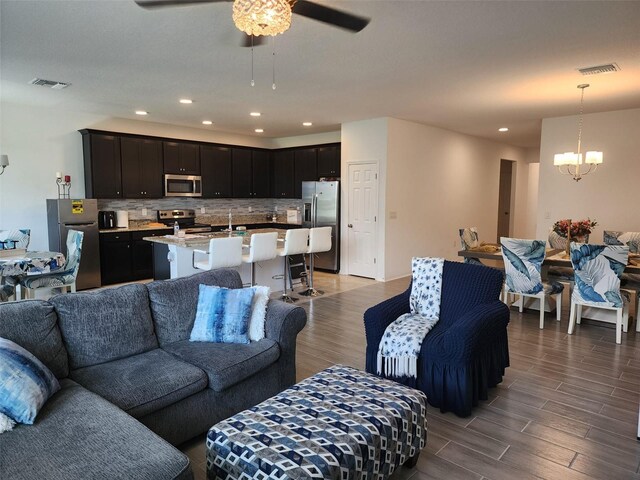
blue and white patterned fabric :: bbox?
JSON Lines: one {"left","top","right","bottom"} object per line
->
{"left": 570, "top": 243, "right": 629, "bottom": 308}
{"left": 0, "top": 285, "right": 15, "bottom": 302}
{"left": 190, "top": 285, "right": 254, "bottom": 344}
{"left": 206, "top": 365, "right": 427, "bottom": 480}
{"left": 0, "top": 337, "right": 60, "bottom": 427}
{"left": 377, "top": 257, "right": 444, "bottom": 379}
{"left": 459, "top": 227, "right": 483, "bottom": 265}
{"left": 501, "top": 238, "right": 563, "bottom": 296}
{"left": 603, "top": 231, "right": 640, "bottom": 253}
{"left": 20, "top": 230, "right": 82, "bottom": 289}
{"left": 0, "top": 251, "right": 65, "bottom": 278}
{"left": 0, "top": 229, "right": 31, "bottom": 250}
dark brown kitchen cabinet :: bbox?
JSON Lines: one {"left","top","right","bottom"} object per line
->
{"left": 81, "top": 131, "right": 122, "bottom": 199}
{"left": 100, "top": 229, "right": 171, "bottom": 285}
{"left": 251, "top": 150, "right": 271, "bottom": 198}
{"left": 120, "top": 137, "right": 163, "bottom": 198}
{"left": 272, "top": 150, "right": 295, "bottom": 198}
{"left": 294, "top": 148, "right": 317, "bottom": 198}
{"left": 317, "top": 145, "right": 341, "bottom": 177}
{"left": 163, "top": 141, "right": 200, "bottom": 175}
{"left": 231, "top": 148, "right": 252, "bottom": 198}
{"left": 201, "top": 145, "right": 232, "bottom": 198}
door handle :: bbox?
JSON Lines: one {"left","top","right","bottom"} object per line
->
{"left": 348, "top": 224, "right": 353, "bottom": 228}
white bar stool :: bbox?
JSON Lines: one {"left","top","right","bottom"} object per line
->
{"left": 193, "top": 236, "right": 244, "bottom": 271}
{"left": 300, "top": 226, "right": 332, "bottom": 297}
{"left": 242, "top": 232, "right": 279, "bottom": 286}
{"left": 277, "top": 228, "right": 310, "bottom": 303}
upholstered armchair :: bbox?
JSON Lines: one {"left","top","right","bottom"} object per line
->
{"left": 363, "top": 260, "right": 510, "bottom": 417}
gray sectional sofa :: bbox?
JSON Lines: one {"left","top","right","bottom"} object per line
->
{"left": 0, "top": 269, "right": 307, "bottom": 479}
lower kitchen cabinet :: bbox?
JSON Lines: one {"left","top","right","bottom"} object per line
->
{"left": 100, "top": 229, "right": 171, "bottom": 285}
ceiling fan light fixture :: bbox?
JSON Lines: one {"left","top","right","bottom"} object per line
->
{"left": 233, "top": 0, "right": 292, "bottom": 37}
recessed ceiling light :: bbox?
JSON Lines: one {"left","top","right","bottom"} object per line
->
{"left": 255, "top": 128, "right": 264, "bottom": 133}
{"left": 498, "top": 127, "right": 509, "bottom": 132}
{"left": 202, "top": 120, "right": 213, "bottom": 125}
{"left": 302, "top": 122, "right": 313, "bottom": 127}
{"left": 179, "top": 99, "right": 193, "bottom": 104}
{"left": 135, "top": 110, "right": 148, "bottom": 116}
{"left": 250, "top": 112, "right": 261, "bottom": 117}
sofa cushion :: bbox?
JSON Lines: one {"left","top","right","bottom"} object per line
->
{"left": 163, "top": 339, "right": 280, "bottom": 392}
{"left": 0, "top": 379, "right": 192, "bottom": 480}
{"left": 70, "top": 348, "right": 207, "bottom": 418}
{"left": 0, "top": 300, "right": 68, "bottom": 378}
{"left": 147, "top": 269, "right": 243, "bottom": 346}
{"left": 50, "top": 284, "right": 158, "bottom": 369}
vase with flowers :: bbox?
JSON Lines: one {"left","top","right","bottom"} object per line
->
{"left": 552, "top": 218, "right": 597, "bottom": 254}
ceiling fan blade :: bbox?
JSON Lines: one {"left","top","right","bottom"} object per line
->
{"left": 134, "top": 0, "right": 228, "bottom": 9}
{"left": 292, "top": 0, "right": 370, "bottom": 32}
{"left": 241, "top": 34, "right": 267, "bottom": 47}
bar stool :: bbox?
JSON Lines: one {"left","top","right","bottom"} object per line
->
{"left": 242, "top": 232, "right": 278, "bottom": 286}
{"left": 300, "top": 226, "right": 332, "bottom": 297}
{"left": 193, "top": 236, "right": 244, "bottom": 271}
{"left": 277, "top": 228, "right": 310, "bottom": 303}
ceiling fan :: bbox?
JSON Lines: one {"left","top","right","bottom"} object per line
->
{"left": 134, "top": 0, "right": 370, "bottom": 46}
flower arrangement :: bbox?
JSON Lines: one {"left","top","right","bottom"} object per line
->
{"left": 552, "top": 218, "right": 598, "bottom": 239}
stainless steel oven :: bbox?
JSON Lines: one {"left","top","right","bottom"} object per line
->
{"left": 164, "top": 174, "right": 202, "bottom": 197}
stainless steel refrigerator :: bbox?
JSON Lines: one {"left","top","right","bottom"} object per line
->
{"left": 47, "top": 199, "right": 101, "bottom": 290}
{"left": 302, "top": 181, "right": 340, "bottom": 273}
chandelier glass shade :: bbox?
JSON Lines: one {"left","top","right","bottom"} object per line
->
{"left": 233, "top": 0, "right": 292, "bottom": 37}
{"left": 554, "top": 84, "right": 603, "bottom": 182}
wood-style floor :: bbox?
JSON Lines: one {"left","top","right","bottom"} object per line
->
{"left": 183, "top": 272, "right": 640, "bottom": 480}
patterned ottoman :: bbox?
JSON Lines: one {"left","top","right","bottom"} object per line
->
{"left": 206, "top": 365, "right": 427, "bottom": 479}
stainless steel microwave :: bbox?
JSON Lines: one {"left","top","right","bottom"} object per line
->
{"left": 164, "top": 174, "right": 202, "bottom": 197}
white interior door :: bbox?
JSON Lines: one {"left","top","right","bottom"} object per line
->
{"left": 347, "top": 163, "right": 378, "bottom": 278}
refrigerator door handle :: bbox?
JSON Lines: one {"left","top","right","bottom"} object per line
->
{"left": 313, "top": 194, "right": 318, "bottom": 227}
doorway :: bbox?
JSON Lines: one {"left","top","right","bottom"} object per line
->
{"left": 347, "top": 162, "right": 378, "bottom": 279}
{"left": 497, "top": 159, "right": 515, "bottom": 241}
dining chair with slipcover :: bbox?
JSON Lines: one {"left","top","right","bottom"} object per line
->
{"left": 500, "top": 238, "right": 564, "bottom": 329}
{"left": 19, "top": 229, "right": 83, "bottom": 299}
{"left": 459, "top": 227, "right": 484, "bottom": 266}
{"left": 0, "top": 228, "right": 31, "bottom": 301}
{"left": 567, "top": 243, "right": 630, "bottom": 344}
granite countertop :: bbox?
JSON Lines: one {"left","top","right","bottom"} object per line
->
{"left": 99, "top": 222, "right": 300, "bottom": 234}
{"left": 142, "top": 228, "right": 289, "bottom": 247}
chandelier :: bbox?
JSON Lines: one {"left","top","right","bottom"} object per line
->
{"left": 233, "top": 0, "right": 292, "bottom": 37}
{"left": 554, "top": 84, "right": 603, "bottom": 182}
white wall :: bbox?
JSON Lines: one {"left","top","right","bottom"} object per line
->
{"left": 537, "top": 107, "right": 640, "bottom": 241}
{"left": 341, "top": 117, "right": 534, "bottom": 281}
{"left": 0, "top": 101, "right": 323, "bottom": 250}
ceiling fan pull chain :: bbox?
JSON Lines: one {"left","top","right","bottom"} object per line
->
{"left": 272, "top": 36, "right": 277, "bottom": 90}
{"left": 251, "top": 35, "right": 255, "bottom": 87}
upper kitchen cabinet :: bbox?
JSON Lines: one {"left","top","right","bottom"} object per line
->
{"left": 163, "top": 141, "right": 200, "bottom": 175}
{"left": 201, "top": 145, "right": 232, "bottom": 198}
{"left": 294, "top": 148, "right": 317, "bottom": 198}
{"left": 272, "top": 150, "right": 295, "bottom": 198}
{"left": 81, "top": 131, "right": 122, "bottom": 199}
{"left": 231, "top": 148, "right": 271, "bottom": 198}
{"left": 120, "top": 137, "right": 163, "bottom": 198}
{"left": 317, "top": 144, "right": 341, "bottom": 177}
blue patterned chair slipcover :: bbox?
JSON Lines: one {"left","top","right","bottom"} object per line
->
{"left": 207, "top": 365, "right": 427, "bottom": 480}
{"left": 0, "top": 229, "right": 31, "bottom": 301}
{"left": 19, "top": 230, "right": 84, "bottom": 298}
{"left": 364, "top": 261, "right": 509, "bottom": 417}
{"left": 568, "top": 243, "right": 630, "bottom": 344}
{"left": 459, "top": 227, "right": 483, "bottom": 265}
{"left": 546, "top": 230, "right": 590, "bottom": 282}
{"left": 500, "top": 238, "right": 564, "bottom": 329}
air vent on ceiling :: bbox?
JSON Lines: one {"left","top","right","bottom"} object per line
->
{"left": 578, "top": 63, "right": 620, "bottom": 76}
{"left": 28, "top": 78, "right": 71, "bottom": 89}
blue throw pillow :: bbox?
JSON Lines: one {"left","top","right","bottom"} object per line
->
{"left": 190, "top": 285, "right": 255, "bottom": 344}
{"left": 0, "top": 337, "right": 60, "bottom": 425}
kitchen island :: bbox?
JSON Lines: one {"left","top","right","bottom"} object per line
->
{"left": 144, "top": 228, "right": 289, "bottom": 291}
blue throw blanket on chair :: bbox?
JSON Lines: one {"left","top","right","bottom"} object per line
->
{"left": 377, "top": 257, "right": 444, "bottom": 379}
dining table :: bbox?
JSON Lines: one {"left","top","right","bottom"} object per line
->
{"left": 0, "top": 250, "right": 66, "bottom": 277}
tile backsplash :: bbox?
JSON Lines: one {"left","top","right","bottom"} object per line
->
{"left": 97, "top": 198, "right": 303, "bottom": 225}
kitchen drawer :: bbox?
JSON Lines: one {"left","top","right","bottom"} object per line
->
{"left": 100, "top": 232, "right": 131, "bottom": 243}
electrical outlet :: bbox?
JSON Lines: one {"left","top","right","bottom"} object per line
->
{"left": 200, "top": 207, "right": 205, "bottom": 214}
{"left": 544, "top": 211, "right": 550, "bottom": 219}
{"left": 141, "top": 208, "right": 147, "bottom": 216}
{"left": 389, "top": 211, "right": 397, "bottom": 219}
{"left": 248, "top": 206, "right": 253, "bottom": 212}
